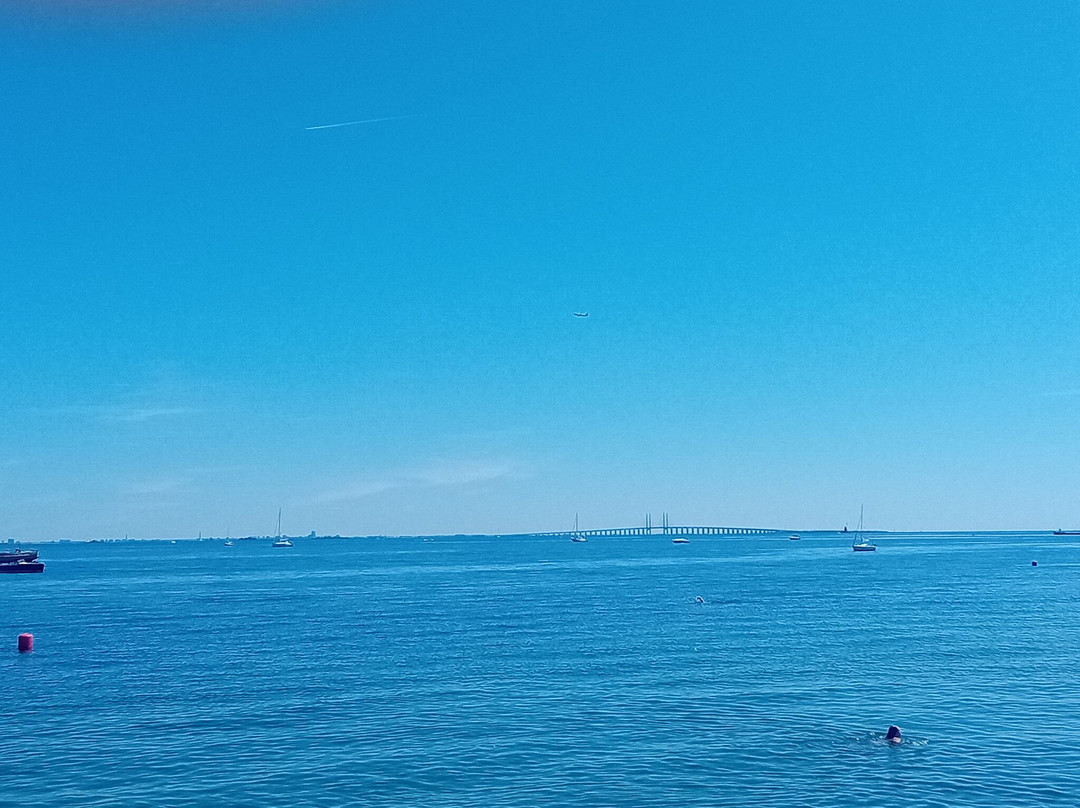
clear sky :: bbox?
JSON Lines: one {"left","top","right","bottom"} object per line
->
{"left": 2, "top": 1, "right": 1079, "bottom": 539}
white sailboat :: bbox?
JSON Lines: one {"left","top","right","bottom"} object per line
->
{"left": 851, "top": 506, "right": 876, "bottom": 552}
{"left": 570, "top": 513, "right": 587, "bottom": 543}
{"left": 272, "top": 509, "right": 293, "bottom": 548}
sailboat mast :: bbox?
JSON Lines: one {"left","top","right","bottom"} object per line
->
{"left": 277, "top": 508, "right": 282, "bottom": 538}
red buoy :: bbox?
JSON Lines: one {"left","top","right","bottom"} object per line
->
{"left": 17, "top": 633, "right": 33, "bottom": 653}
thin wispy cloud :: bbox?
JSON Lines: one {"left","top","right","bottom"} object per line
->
{"left": 304, "top": 114, "right": 417, "bottom": 131}
{"left": 412, "top": 460, "right": 513, "bottom": 487}
{"left": 125, "top": 476, "right": 191, "bottom": 496}
{"left": 104, "top": 406, "right": 204, "bottom": 423}
{"left": 320, "top": 480, "right": 401, "bottom": 501}
{"left": 50, "top": 405, "right": 204, "bottom": 423}
{"left": 440, "top": 427, "right": 535, "bottom": 446}
{"left": 319, "top": 459, "right": 514, "bottom": 503}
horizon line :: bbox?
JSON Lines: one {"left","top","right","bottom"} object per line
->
{"left": 13, "top": 527, "right": 1076, "bottom": 543}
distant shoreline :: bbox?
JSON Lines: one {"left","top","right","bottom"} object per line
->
{"left": 7, "top": 529, "right": 1077, "bottom": 544}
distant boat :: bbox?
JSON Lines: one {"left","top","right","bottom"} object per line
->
{"left": 0, "top": 549, "right": 38, "bottom": 564}
{"left": 851, "top": 506, "right": 876, "bottom": 552}
{"left": 570, "top": 513, "right": 587, "bottom": 543}
{"left": 573, "top": 311, "right": 589, "bottom": 318}
{"left": 224, "top": 540, "right": 235, "bottom": 547}
{"left": 788, "top": 534, "right": 800, "bottom": 541}
{"left": 272, "top": 509, "right": 293, "bottom": 548}
{"left": 1053, "top": 529, "right": 1080, "bottom": 535}
{"left": 671, "top": 536, "right": 689, "bottom": 544}
{"left": 0, "top": 560, "right": 44, "bottom": 574}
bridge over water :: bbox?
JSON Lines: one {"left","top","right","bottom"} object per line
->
{"left": 529, "top": 525, "right": 785, "bottom": 539}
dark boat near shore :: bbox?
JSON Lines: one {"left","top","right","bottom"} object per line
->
{"left": 0, "top": 549, "right": 38, "bottom": 564}
{"left": 0, "top": 548, "right": 43, "bottom": 573}
{"left": 0, "top": 560, "right": 44, "bottom": 573}
{"left": 1053, "top": 530, "right": 1080, "bottom": 536}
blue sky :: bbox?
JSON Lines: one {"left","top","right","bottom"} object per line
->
{"left": 2, "top": 1, "right": 1079, "bottom": 538}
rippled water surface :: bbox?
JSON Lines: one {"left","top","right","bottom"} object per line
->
{"left": 4, "top": 532, "right": 1080, "bottom": 806}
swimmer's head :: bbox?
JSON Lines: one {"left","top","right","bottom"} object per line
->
{"left": 885, "top": 725, "right": 902, "bottom": 743}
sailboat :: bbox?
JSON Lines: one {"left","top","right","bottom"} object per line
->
{"left": 272, "top": 509, "right": 293, "bottom": 548}
{"left": 570, "top": 514, "right": 587, "bottom": 543}
{"left": 851, "top": 506, "right": 876, "bottom": 552}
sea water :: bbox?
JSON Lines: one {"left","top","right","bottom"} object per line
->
{"left": 3, "top": 532, "right": 1080, "bottom": 807}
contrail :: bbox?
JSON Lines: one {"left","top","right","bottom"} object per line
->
{"left": 304, "top": 114, "right": 416, "bottom": 131}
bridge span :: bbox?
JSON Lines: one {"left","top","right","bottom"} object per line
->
{"left": 530, "top": 525, "right": 786, "bottom": 539}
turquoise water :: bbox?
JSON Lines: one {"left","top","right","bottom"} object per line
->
{"left": 3, "top": 532, "right": 1080, "bottom": 806}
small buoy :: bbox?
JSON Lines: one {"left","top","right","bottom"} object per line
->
{"left": 1032, "top": 560, "right": 1038, "bottom": 567}
{"left": 17, "top": 633, "right": 33, "bottom": 653}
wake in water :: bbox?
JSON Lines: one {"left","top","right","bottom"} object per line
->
{"left": 862, "top": 731, "right": 929, "bottom": 748}
{"left": 693, "top": 595, "right": 740, "bottom": 605}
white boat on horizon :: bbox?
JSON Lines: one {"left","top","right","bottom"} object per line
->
{"left": 570, "top": 513, "right": 587, "bottom": 542}
{"left": 272, "top": 509, "right": 293, "bottom": 548}
{"left": 851, "top": 506, "right": 876, "bottom": 552}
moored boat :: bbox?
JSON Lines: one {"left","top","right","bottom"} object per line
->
{"left": 851, "top": 506, "right": 876, "bottom": 552}
{"left": 0, "top": 560, "right": 44, "bottom": 573}
{"left": 570, "top": 513, "right": 587, "bottom": 542}
{"left": 0, "top": 549, "right": 38, "bottom": 564}
{"left": 271, "top": 509, "right": 294, "bottom": 547}
{"left": 1053, "top": 530, "right": 1080, "bottom": 536}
